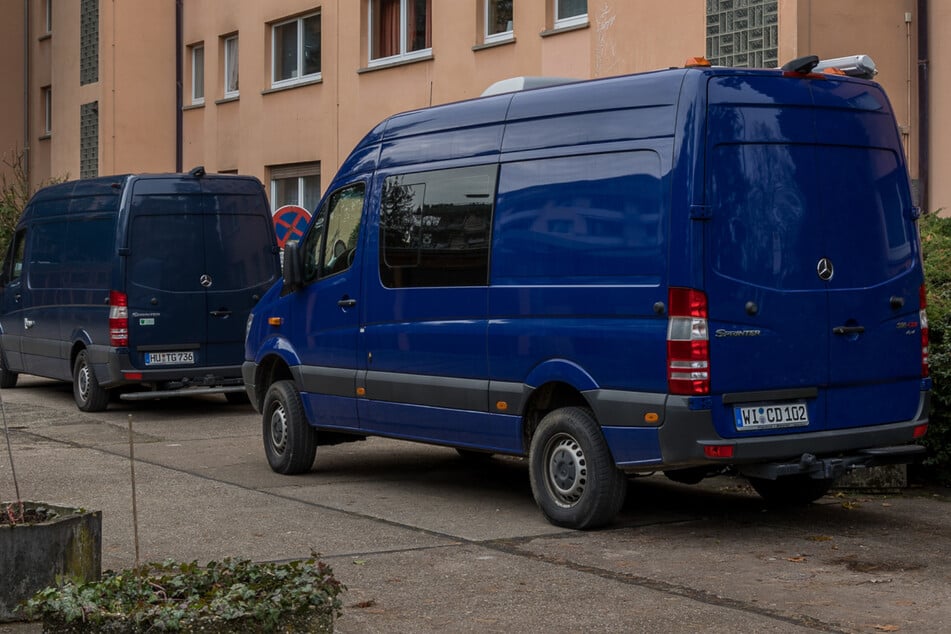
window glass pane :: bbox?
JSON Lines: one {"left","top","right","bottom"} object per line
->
{"left": 381, "top": 165, "right": 495, "bottom": 288}
{"left": 193, "top": 47, "right": 204, "bottom": 101}
{"left": 4, "top": 231, "right": 27, "bottom": 282}
{"left": 408, "top": 0, "right": 431, "bottom": 52}
{"left": 272, "top": 177, "right": 299, "bottom": 208}
{"left": 274, "top": 22, "right": 297, "bottom": 81}
{"left": 303, "top": 14, "right": 321, "bottom": 76}
{"left": 28, "top": 222, "right": 68, "bottom": 288}
{"left": 127, "top": 196, "right": 204, "bottom": 292}
{"left": 557, "top": 0, "right": 586, "bottom": 20}
{"left": 321, "top": 185, "right": 364, "bottom": 278}
{"left": 487, "top": 0, "right": 513, "bottom": 36}
{"left": 204, "top": 198, "right": 278, "bottom": 290}
{"left": 302, "top": 175, "right": 321, "bottom": 212}
{"left": 302, "top": 208, "right": 325, "bottom": 283}
{"left": 225, "top": 37, "right": 239, "bottom": 94}
{"left": 371, "top": 0, "right": 401, "bottom": 59}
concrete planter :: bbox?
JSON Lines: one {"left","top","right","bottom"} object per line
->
{"left": 0, "top": 502, "right": 101, "bottom": 622}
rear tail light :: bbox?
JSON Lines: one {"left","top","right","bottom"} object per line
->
{"left": 920, "top": 284, "right": 929, "bottom": 378}
{"left": 667, "top": 287, "right": 710, "bottom": 395}
{"left": 109, "top": 290, "right": 129, "bottom": 347}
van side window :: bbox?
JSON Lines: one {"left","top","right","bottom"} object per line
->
{"left": 379, "top": 164, "right": 496, "bottom": 288}
{"left": 1, "top": 230, "right": 27, "bottom": 285}
{"left": 301, "top": 183, "right": 365, "bottom": 284}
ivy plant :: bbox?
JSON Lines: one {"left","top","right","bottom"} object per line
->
{"left": 19, "top": 554, "right": 343, "bottom": 633}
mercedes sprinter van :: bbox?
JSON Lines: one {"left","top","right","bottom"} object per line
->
{"left": 0, "top": 169, "right": 281, "bottom": 411}
{"left": 243, "top": 58, "right": 929, "bottom": 529}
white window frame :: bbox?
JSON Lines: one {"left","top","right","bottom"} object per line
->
{"left": 224, "top": 35, "right": 239, "bottom": 98}
{"left": 367, "top": 0, "right": 432, "bottom": 68}
{"left": 554, "top": 0, "right": 587, "bottom": 29}
{"left": 44, "top": 0, "right": 52, "bottom": 33}
{"left": 191, "top": 45, "right": 205, "bottom": 105}
{"left": 271, "top": 11, "right": 322, "bottom": 89}
{"left": 484, "top": 0, "right": 514, "bottom": 44}
{"left": 42, "top": 86, "right": 51, "bottom": 135}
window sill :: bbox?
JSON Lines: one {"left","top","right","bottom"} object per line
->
{"left": 540, "top": 21, "right": 589, "bottom": 38}
{"left": 214, "top": 95, "right": 239, "bottom": 105}
{"left": 38, "top": 133, "right": 51, "bottom": 141}
{"left": 183, "top": 102, "right": 205, "bottom": 111}
{"left": 358, "top": 51, "right": 434, "bottom": 74}
{"left": 473, "top": 36, "right": 515, "bottom": 52}
{"left": 38, "top": 33, "right": 51, "bottom": 42}
{"left": 262, "top": 76, "right": 322, "bottom": 96}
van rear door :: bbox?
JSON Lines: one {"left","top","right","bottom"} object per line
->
{"left": 125, "top": 177, "right": 278, "bottom": 374}
{"left": 703, "top": 74, "right": 922, "bottom": 439}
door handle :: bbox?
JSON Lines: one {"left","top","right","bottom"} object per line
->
{"left": 23, "top": 317, "right": 35, "bottom": 330}
{"left": 337, "top": 298, "right": 357, "bottom": 308}
{"left": 210, "top": 309, "right": 232, "bottom": 318}
{"left": 833, "top": 325, "right": 865, "bottom": 335}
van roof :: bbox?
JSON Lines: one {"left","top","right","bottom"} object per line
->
{"left": 27, "top": 172, "right": 262, "bottom": 206}
{"left": 335, "top": 65, "right": 884, "bottom": 179}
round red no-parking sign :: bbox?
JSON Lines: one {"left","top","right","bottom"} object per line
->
{"left": 272, "top": 205, "right": 312, "bottom": 247}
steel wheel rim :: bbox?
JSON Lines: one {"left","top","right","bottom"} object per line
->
{"left": 544, "top": 432, "right": 587, "bottom": 507}
{"left": 77, "top": 360, "right": 91, "bottom": 402}
{"left": 269, "top": 403, "right": 288, "bottom": 455}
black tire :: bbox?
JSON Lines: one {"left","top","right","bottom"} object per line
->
{"left": 225, "top": 391, "right": 251, "bottom": 405}
{"left": 748, "top": 475, "right": 835, "bottom": 506}
{"left": 529, "top": 407, "right": 626, "bottom": 530}
{"left": 262, "top": 380, "right": 316, "bottom": 475}
{"left": 0, "top": 353, "right": 17, "bottom": 389}
{"left": 72, "top": 349, "right": 110, "bottom": 412}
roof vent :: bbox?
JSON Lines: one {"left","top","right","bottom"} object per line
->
{"left": 189, "top": 165, "right": 206, "bottom": 178}
{"left": 781, "top": 55, "right": 820, "bottom": 74}
{"left": 481, "top": 76, "right": 579, "bottom": 97}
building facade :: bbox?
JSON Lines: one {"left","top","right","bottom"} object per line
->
{"left": 2, "top": 0, "right": 949, "bottom": 214}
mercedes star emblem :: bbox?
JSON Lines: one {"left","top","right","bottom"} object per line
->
{"left": 200, "top": 274, "right": 213, "bottom": 288}
{"left": 816, "top": 258, "right": 834, "bottom": 281}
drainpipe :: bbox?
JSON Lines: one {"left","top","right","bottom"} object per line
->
{"left": 175, "top": 0, "right": 183, "bottom": 172}
{"left": 917, "top": 0, "right": 929, "bottom": 213}
{"left": 22, "top": 0, "right": 30, "bottom": 187}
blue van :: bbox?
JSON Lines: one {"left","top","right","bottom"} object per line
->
{"left": 243, "top": 57, "right": 929, "bottom": 529}
{"left": 0, "top": 169, "right": 281, "bottom": 411}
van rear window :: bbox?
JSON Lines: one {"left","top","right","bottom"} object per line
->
{"left": 128, "top": 193, "right": 276, "bottom": 292}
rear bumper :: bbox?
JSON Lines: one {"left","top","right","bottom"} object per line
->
{"left": 88, "top": 345, "right": 243, "bottom": 390}
{"left": 652, "top": 391, "right": 930, "bottom": 470}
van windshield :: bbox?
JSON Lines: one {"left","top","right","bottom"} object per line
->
{"left": 128, "top": 193, "right": 276, "bottom": 292}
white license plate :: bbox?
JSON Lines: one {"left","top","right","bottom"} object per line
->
{"left": 144, "top": 351, "right": 195, "bottom": 366}
{"left": 734, "top": 402, "right": 810, "bottom": 431}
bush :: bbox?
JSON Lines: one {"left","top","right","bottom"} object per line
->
{"left": 18, "top": 555, "right": 344, "bottom": 633}
{"left": 919, "top": 212, "right": 951, "bottom": 485}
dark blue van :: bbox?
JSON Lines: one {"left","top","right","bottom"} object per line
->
{"left": 243, "top": 58, "right": 929, "bottom": 529}
{"left": 0, "top": 170, "right": 281, "bottom": 411}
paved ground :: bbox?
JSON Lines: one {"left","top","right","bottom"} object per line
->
{"left": 1, "top": 376, "right": 950, "bottom": 632}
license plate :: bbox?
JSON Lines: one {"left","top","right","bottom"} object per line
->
{"left": 734, "top": 402, "right": 810, "bottom": 431}
{"left": 144, "top": 351, "right": 195, "bottom": 366}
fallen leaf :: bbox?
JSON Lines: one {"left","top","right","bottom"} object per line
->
{"left": 806, "top": 535, "right": 833, "bottom": 542}
{"left": 787, "top": 556, "right": 807, "bottom": 563}
{"left": 841, "top": 501, "right": 861, "bottom": 510}
{"left": 350, "top": 600, "right": 377, "bottom": 609}
{"left": 353, "top": 559, "right": 367, "bottom": 565}
{"left": 873, "top": 625, "right": 900, "bottom": 632}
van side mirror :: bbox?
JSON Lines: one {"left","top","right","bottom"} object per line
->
{"left": 282, "top": 240, "right": 303, "bottom": 291}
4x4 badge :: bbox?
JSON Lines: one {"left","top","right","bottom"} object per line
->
{"left": 816, "top": 258, "right": 834, "bottom": 281}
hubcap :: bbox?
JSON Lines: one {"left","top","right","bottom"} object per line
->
{"left": 269, "top": 404, "right": 288, "bottom": 455}
{"left": 545, "top": 433, "right": 587, "bottom": 507}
